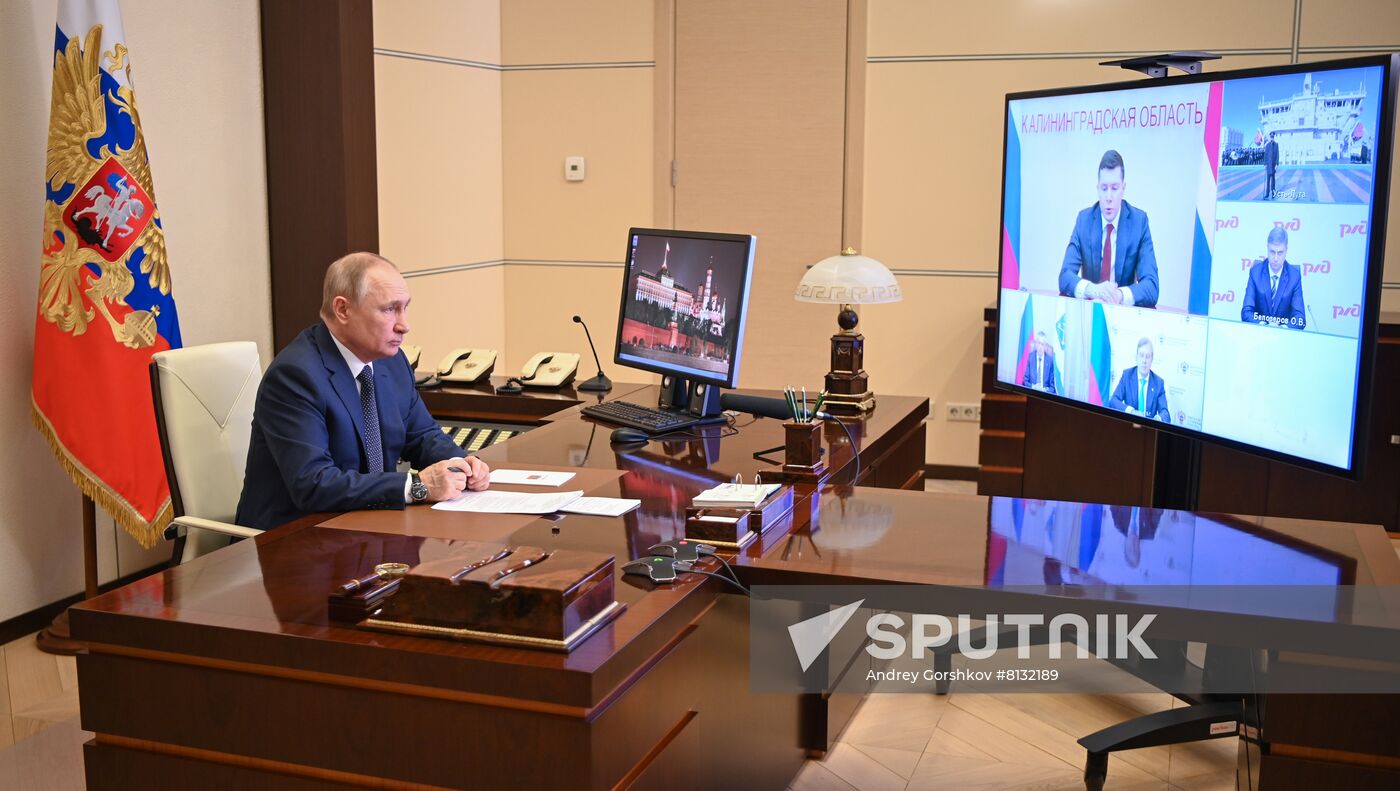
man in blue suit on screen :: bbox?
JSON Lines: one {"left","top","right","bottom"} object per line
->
{"left": 1240, "top": 226, "right": 1306, "bottom": 330}
{"left": 1058, "top": 150, "right": 1159, "bottom": 308}
{"left": 1021, "top": 330, "right": 1057, "bottom": 393}
{"left": 236, "top": 252, "right": 490, "bottom": 530}
{"left": 1109, "top": 337, "right": 1171, "bottom": 423}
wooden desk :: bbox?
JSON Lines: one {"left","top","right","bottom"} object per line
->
{"left": 72, "top": 393, "right": 1397, "bottom": 789}
{"left": 72, "top": 393, "right": 928, "bottom": 790}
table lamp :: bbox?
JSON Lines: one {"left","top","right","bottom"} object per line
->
{"left": 795, "top": 248, "right": 901, "bottom": 414}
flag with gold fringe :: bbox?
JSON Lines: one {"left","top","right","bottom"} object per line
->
{"left": 32, "top": 0, "right": 182, "bottom": 549}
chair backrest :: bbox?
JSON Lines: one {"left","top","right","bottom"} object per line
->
{"left": 150, "top": 342, "right": 261, "bottom": 561}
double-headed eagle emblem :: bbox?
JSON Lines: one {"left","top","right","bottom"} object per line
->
{"left": 40, "top": 25, "right": 170, "bottom": 349}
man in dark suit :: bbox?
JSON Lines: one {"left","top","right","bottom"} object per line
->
{"left": 1021, "top": 330, "right": 1057, "bottom": 393}
{"left": 1263, "top": 132, "right": 1280, "bottom": 199}
{"left": 236, "top": 253, "right": 490, "bottom": 530}
{"left": 1058, "top": 150, "right": 1160, "bottom": 308}
{"left": 1240, "top": 227, "right": 1306, "bottom": 330}
{"left": 1108, "top": 337, "right": 1171, "bottom": 423}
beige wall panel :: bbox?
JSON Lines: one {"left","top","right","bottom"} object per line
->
{"left": 376, "top": 56, "right": 504, "bottom": 270}
{"left": 502, "top": 69, "right": 653, "bottom": 261}
{"left": 502, "top": 0, "right": 653, "bottom": 65}
{"left": 502, "top": 265, "right": 658, "bottom": 384}
{"left": 1298, "top": 0, "right": 1400, "bottom": 48}
{"left": 859, "top": 277, "right": 994, "bottom": 466}
{"left": 1382, "top": 290, "right": 1400, "bottom": 311}
{"left": 0, "top": 0, "right": 269, "bottom": 619}
{"left": 673, "top": 0, "right": 848, "bottom": 391}
{"left": 863, "top": 56, "right": 1289, "bottom": 269}
{"left": 403, "top": 267, "right": 508, "bottom": 367}
{"left": 867, "top": 0, "right": 1296, "bottom": 58}
{"left": 373, "top": 0, "right": 501, "bottom": 62}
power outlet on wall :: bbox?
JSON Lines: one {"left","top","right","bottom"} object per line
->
{"left": 946, "top": 403, "right": 981, "bottom": 422}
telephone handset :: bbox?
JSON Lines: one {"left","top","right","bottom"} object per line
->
{"left": 518, "top": 352, "right": 580, "bottom": 388}
{"left": 399, "top": 343, "right": 423, "bottom": 370}
{"left": 437, "top": 348, "right": 498, "bottom": 384}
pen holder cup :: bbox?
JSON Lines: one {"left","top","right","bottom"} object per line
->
{"left": 781, "top": 421, "right": 826, "bottom": 480}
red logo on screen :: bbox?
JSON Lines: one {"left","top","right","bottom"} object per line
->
{"left": 1273, "top": 218, "right": 1301, "bottom": 231}
{"left": 1215, "top": 216, "right": 1239, "bottom": 231}
{"left": 1340, "top": 222, "right": 1367, "bottom": 238}
{"left": 1332, "top": 304, "right": 1361, "bottom": 319}
{"left": 1301, "top": 260, "right": 1332, "bottom": 277}
{"left": 1211, "top": 290, "right": 1235, "bottom": 304}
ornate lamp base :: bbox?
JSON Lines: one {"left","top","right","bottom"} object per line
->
{"left": 825, "top": 319, "right": 876, "bottom": 414}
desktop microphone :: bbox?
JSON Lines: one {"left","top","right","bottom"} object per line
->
{"left": 572, "top": 315, "right": 613, "bottom": 393}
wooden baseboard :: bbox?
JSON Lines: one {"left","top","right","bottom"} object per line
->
{"left": 924, "top": 464, "right": 979, "bottom": 482}
{"left": 0, "top": 562, "right": 168, "bottom": 645}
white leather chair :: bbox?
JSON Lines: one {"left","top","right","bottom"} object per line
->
{"left": 150, "top": 342, "right": 263, "bottom": 564}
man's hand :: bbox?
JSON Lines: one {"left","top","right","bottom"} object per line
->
{"left": 420, "top": 459, "right": 469, "bottom": 501}
{"left": 460, "top": 455, "right": 491, "bottom": 491}
{"left": 1124, "top": 406, "right": 1140, "bottom": 416}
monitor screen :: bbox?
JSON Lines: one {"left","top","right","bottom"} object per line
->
{"left": 615, "top": 228, "right": 755, "bottom": 388}
{"left": 995, "top": 55, "right": 1397, "bottom": 476}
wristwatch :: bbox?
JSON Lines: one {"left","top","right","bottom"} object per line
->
{"left": 409, "top": 472, "right": 429, "bottom": 503}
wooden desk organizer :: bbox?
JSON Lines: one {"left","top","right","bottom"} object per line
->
{"left": 685, "top": 485, "right": 795, "bottom": 547}
{"left": 360, "top": 543, "right": 623, "bottom": 652}
{"left": 777, "top": 421, "right": 826, "bottom": 483}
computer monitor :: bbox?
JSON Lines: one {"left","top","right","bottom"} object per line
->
{"left": 614, "top": 227, "right": 756, "bottom": 390}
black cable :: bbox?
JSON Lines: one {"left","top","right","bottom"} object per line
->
{"left": 677, "top": 566, "right": 751, "bottom": 596}
{"left": 826, "top": 414, "right": 860, "bottom": 485}
{"left": 706, "top": 552, "right": 740, "bottom": 583}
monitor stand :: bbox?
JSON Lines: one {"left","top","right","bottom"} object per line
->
{"left": 657, "top": 374, "right": 724, "bottom": 418}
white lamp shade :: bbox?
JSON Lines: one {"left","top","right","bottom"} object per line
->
{"left": 795, "top": 249, "right": 902, "bottom": 304}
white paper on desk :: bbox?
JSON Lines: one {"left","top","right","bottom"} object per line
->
{"left": 432, "top": 489, "right": 583, "bottom": 514}
{"left": 558, "top": 497, "right": 641, "bottom": 517}
{"left": 488, "top": 469, "right": 576, "bottom": 487}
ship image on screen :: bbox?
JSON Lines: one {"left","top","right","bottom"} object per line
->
{"left": 995, "top": 55, "right": 1397, "bottom": 475}
{"left": 616, "top": 229, "right": 754, "bottom": 387}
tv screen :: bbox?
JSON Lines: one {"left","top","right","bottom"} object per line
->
{"left": 995, "top": 56, "right": 1397, "bottom": 475}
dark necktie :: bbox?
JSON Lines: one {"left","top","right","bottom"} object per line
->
{"left": 1270, "top": 273, "right": 1278, "bottom": 300}
{"left": 357, "top": 367, "right": 383, "bottom": 473}
{"left": 1101, "top": 223, "right": 1114, "bottom": 284}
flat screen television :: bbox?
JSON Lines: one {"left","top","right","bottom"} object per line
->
{"left": 995, "top": 55, "right": 1398, "bottom": 477}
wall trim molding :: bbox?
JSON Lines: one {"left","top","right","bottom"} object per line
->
{"left": 404, "top": 261, "right": 1394, "bottom": 287}
{"left": 868, "top": 44, "right": 1398, "bottom": 65}
{"left": 373, "top": 48, "right": 654, "bottom": 72}
{"left": 401, "top": 258, "right": 625, "bottom": 278}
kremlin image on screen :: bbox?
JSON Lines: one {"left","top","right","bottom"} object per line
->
{"left": 619, "top": 233, "right": 748, "bottom": 378}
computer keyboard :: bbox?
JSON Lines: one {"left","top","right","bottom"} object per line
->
{"left": 581, "top": 400, "right": 700, "bottom": 433}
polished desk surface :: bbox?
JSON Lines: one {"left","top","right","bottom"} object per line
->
{"left": 74, "top": 394, "right": 1400, "bottom": 701}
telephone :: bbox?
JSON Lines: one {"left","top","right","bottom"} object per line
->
{"left": 518, "top": 352, "right": 580, "bottom": 388}
{"left": 399, "top": 343, "right": 422, "bottom": 370}
{"left": 437, "top": 348, "right": 498, "bottom": 384}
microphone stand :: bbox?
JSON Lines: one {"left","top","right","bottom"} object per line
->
{"left": 572, "top": 315, "right": 613, "bottom": 392}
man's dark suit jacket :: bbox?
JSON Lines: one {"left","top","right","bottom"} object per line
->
{"left": 1264, "top": 139, "right": 1279, "bottom": 174}
{"left": 235, "top": 323, "right": 462, "bottom": 530}
{"left": 1021, "top": 352, "right": 1057, "bottom": 394}
{"left": 1240, "top": 260, "right": 1305, "bottom": 329}
{"left": 1058, "top": 201, "right": 1159, "bottom": 308}
{"left": 1108, "top": 368, "right": 1171, "bottom": 423}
